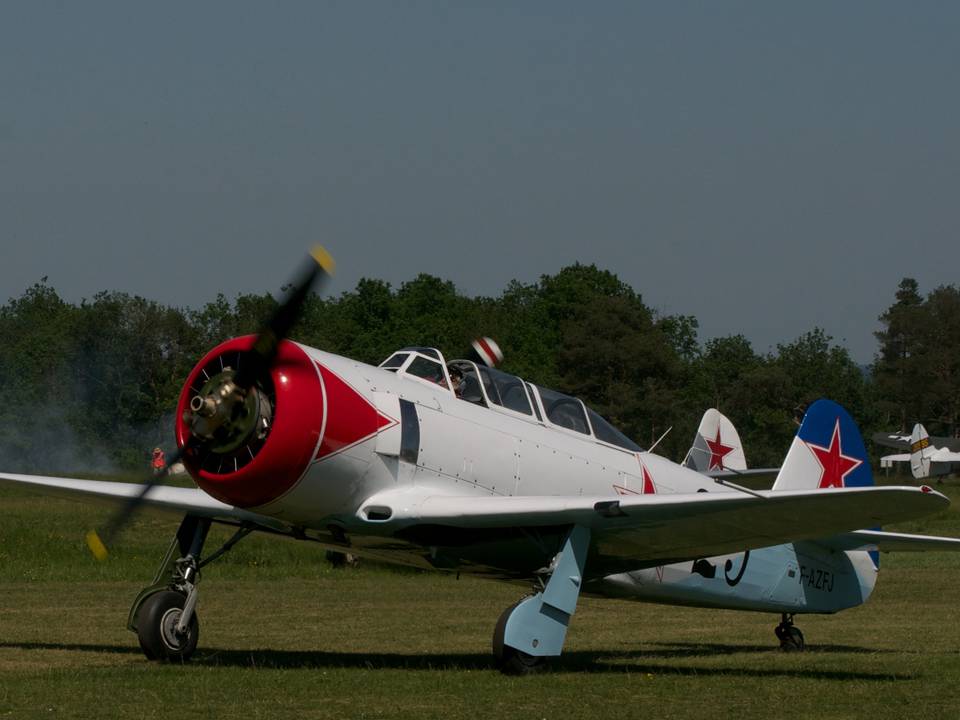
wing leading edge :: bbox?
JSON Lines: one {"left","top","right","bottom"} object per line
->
{"left": 354, "top": 485, "right": 951, "bottom": 575}
{"left": 6, "top": 473, "right": 956, "bottom": 577}
{"left": 0, "top": 473, "right": 287, "bottom": 532}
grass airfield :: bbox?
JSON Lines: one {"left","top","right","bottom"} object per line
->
{"left": 2, "top": 477, "right": 960, "bottom": 719}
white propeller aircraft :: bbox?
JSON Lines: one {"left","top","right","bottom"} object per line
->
{"left": 3, "top": 248, "right": 960, "bottom": 674}
{"left": 879, "top": 423, "right": 960, "bottom": 479}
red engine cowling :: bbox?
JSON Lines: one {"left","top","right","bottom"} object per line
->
{"left": 175, "top": 336, "right": 324, "bottom": 508}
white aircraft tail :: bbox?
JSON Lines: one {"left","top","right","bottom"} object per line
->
{"left": 683, "top": 409, "right": 747, "bottom": 472}
{"left": 910, "top": 423, "right": 933, "bottom": 479}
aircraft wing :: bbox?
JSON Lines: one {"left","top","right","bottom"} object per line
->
{"left": 355, "top": 485, "right": 950, "bottom": 575}
{"left": 880, "top": 453, "right": 910, "bottom": 467}
{"left": 872, "top": 431, "right": 960, "bottom": 454}
{"left": 929, "top": 447, "right": 960, "bottom": 462}
{"left": 871, "top": 431, "right": 912, "bottom": 451}
{"left": 0, "top": 473, "right": 288, "bottom": 532}
{"left": 818, "top": 529, "right": 960, "bottom": 553}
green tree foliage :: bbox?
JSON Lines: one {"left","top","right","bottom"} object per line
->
{"left": 69, "top": 292, "right": 201, "bottom": 466}
{"left": 0, "top": 286, "right": 199, "bottom": 470}
{"left": 875, "top": 279, "right": 960, "bottom": 436}
{"left": 2, "top": 270, "right": 958, "bottom": 473}
{"left": 558, "top": 294, "right": 681, "bottom": 449}
{"left": 874, "top": 278, "right": 925, "bottom": 431}
{"left": 920, "top": 286, "right": 960, "bottom": 434}
{"left": 757, "top": 329, "right": 866, "bottom": 466}
{"left": 0, "top": 282, "right": 77, "bottom": 469}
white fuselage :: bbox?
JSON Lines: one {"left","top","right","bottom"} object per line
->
{"left": 246, "top": 345, "right": 877, "bottom": 615}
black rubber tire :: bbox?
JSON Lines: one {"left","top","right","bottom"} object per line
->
{"left": 136, "top": 590, "right": 199, "bottom": 662}
{"left": 779, "top": 626, "right": 805, "bottom": 652}
{"left": 498, "top": 645, "right": 549, "bottom": 675}
{"left": 492, "top": 597, "right": 549, "bottom": 675}
{"left": 138, "top": 634, "right": 158, "bottom": 661}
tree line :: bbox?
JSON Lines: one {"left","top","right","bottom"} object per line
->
{"left": 0, "top": 266, "right": 956, "bottom": 474}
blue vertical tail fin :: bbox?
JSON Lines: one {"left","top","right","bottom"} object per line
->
{"left": 772, "top": 399, "right": 873, "bottom": 492}
{"left": 772, "top": 399, "right": 878, "bottom": 568}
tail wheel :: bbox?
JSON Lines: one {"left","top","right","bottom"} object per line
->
{"left": 774, "top": 614, "right": 805, "bottom": 652}
{"left": 136, "top": 590, "right": 199, "bottom": 662}
{"left": 780, "top": 626, "right": 805, "bottom": 652}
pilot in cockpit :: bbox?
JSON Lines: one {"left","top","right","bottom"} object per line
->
{"left": 449, "top": 366, "right": 465, "bottom": 398}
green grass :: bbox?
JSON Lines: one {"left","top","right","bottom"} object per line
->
{"left": 3, "top": 478, "right": 960, "bottom": 719}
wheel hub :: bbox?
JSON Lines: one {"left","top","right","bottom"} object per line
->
{"left": 160, "top": 608, "right": 189, "bottom": 651}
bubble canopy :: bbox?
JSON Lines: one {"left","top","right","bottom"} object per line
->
{"left": 378, "top": 348, "right": 643, "bottom": 453}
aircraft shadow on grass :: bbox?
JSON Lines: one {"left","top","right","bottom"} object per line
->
{"left": 0, "top": 641, "right": 910, "bottom": 681}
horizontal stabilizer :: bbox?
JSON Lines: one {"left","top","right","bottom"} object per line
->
{"left": 701, "top": 467, "right": 780, "bottom": 489}
{"left": 820, "top": 529, "right": 960, "bottom": 553}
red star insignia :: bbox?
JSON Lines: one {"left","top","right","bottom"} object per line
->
{"left": 806, "top": 418, "right": 862, "bottom": 489}
{"left": 706, "top": 428, "right": 735, "bottom": 470}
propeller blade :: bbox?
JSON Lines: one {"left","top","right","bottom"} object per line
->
{"left": 86, "top": 246, "right": 335, "bottom": 560}
{"left": 85, "top": 440, "right": 199, "bottom": 561}
{"left": 233, "top": 245, "right": 335, "bottom": 390}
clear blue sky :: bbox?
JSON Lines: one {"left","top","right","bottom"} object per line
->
{"left": 2, "top": 2, "right": 958, "bottom": 362}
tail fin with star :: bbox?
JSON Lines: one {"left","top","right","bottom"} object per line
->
{"left": 682, "top": 409, "right": 747, "bottom": 473}
{"left": 772, "top": 399, "right": 873, "bottom": 492}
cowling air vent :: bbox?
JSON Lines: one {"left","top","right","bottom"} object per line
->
{"left": 185, "top": 350, "right": 276, "bottom": 474}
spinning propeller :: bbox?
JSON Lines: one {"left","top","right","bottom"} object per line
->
{"left": 85, "top": 246, "right": 336, "bottom": 560}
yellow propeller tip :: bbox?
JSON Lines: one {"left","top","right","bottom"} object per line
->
{"left": 85, "top": 530, "right": 109, "bottom": 561}
{"left": 310, "top": 245, "right": 336, "bottom": 275}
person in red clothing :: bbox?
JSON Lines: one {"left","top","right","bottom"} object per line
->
{"left": 151, "top": 447, "right": 165, "bottom": 475}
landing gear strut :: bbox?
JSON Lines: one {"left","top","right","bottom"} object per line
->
{"left": 774, "top": 613, "right": 805, "bottom": 651}
{"left": 492, "top": 525, "right": 591, "bottom": 675}
{"left": 128, "top": 514, "right": 252, "bottom": 662}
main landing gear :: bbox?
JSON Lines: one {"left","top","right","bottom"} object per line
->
{"left": 775, "top": 613, "right": 805, "bottom": 652}
{"left": 492, "top": 525, "right": 591, "bottom": 675}
{"left": 128, "top": 514, "right": 252, "bottom": 662}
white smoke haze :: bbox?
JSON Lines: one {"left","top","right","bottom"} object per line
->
{"left": 0, "top": 401, "right": 180, "bottom": 478}
{"left": 0, "top": 398, "right": 119, "bottom": 475}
